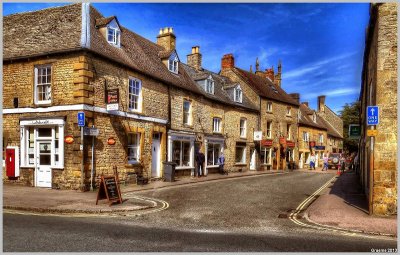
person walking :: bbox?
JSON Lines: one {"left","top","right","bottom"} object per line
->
{"left": 322, "top": 153, "right": 329, "bottom": 171}
{"left": 309, "top": 153, "right": 316, "bottom": 170}
{"left": 340, "top": 154, "right": 346, "bottom": 174}
{"left": 195, "top": 151, "right": 205, "bottom": 177}
{"left": 218, "top": 153, "right": 226, "bottom": 175}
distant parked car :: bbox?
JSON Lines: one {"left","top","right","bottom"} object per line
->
{"left": 328, "top": 153, "right": 341, "bottom": 169}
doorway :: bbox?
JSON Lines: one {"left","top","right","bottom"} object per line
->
{"left": 151, "top": 133, "right": 161, "bottom": 178}
{"left": 36, "top": 141, "right": 52, "bottom": 187}
{"left": 250, "top": 148, "right": 256, "bottom": 170}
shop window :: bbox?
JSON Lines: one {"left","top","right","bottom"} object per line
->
{"left": 266, "top": 121, "right": 272, "bottom": 138}
{"left": 235, "top": 144, "right": 246, "bottom": 163}
{"left": 266, "top": 101, "right": 273, "bottom": 112}
{"left": 172, "top": 140, "right": 191, "bottom": 167}
{"left": 183, "top": 100, "right": 192, "bottom": 125}
{"left": 260, "top": 147, "right": 272, "bottom": 164}
{"left": 240, "top": 118, "right": 247, "bottom": 138}
{"left": 127, "top": 133, "right": 141, "bottom": 163}
{"left": 207, "top": 143, "right": 221, "bottom": 166}
{"left": 213, "top": 117, "right": 221, "bottom": 133}
{"left": 128, "top": 77, "right": 142, "bottom": 112}
{"left": 34, "top": 65, "right": 52, "bottom": 105}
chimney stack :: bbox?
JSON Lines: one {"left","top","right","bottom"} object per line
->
{"left": 221, "top": 54, "right": 234, "bottom": 70}
{"left": 255, "top": 57, "right": 266, "bottom": 78}
{"left": 302, "top": 102, "right": 309, "bottom": 107}
{"left": 318, "top": 95, "right": 326, "bottom": 112}
{"left": 187, "top": 46, "right": 202, "bottom": 70}
{"left": 157, "top": 27, "right": 176, "bottom": 51}
{"left": 289, "top": 93, "right": 300, "bottom": 104}
{"left": 274, "top": 60, "right": 282, "bottom": 87}
{"left": 266, "top": 67, "right": 275, "bottom": 82}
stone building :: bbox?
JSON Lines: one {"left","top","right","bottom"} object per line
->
{"left": 359, "top": 3, "right": 397, "bottom": 216}
{"left": 220, "top": 54, "right": 300, "bottom": 170}
{"left": 295, "top": 100, "right": 328, "bottom": 169}
{"left": 3, "top": 3, "right": 200, "bottom": 189}
{"left": 181, "top": 47, "right": 259, "bottom": 175}
{"left": 316, "top": 96, "right": 343, "bottom": 153}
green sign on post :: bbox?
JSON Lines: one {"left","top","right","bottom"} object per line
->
{"left": 349, "top": 124, "right": 361, "bottom": 140}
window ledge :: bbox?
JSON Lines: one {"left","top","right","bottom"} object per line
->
{"left": 183, "top": 124, "right": 194, "bottom": 129}
{"left": 20, "top": 165, "right": 35, "bottom": 169}
{"left": 234, "top": 163, "right": 247, "bottom": 166}
{"left": 175, "top": 166, "right": 194, "bottom": 170}
{"left": 35, "top": 102, "right": 52, "bottom": 107}
{"left": 127, "top": 162, "right": 142, "bottom": 167}
{"left": 206, "top": 165, "right": 219, "bottom": 168}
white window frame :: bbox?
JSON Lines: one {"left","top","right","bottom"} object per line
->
{"left": 266, "top": 101, "right": 273, "bottom": 112}
{"left": 206, "top": 77, "right": 214, "bottom": 94}
{"left": 303, "top": 131, "right": 309, "bottom": 142}
{"left": 287, "top": 124, "right": 291, "bottom": 140}
{"left": 266, "top": 121, "right": 272, "bottom": 138}
{"left": 128, "top": 77, "right": 142, "bottom": 112}
{"left": 239, "top": 118, "right": 247, "bottom": 138}
{"left": 234, "top": 86, "right": 243, "bottom": 103}
{"left": 313, "top": 113, "right": 317, "bottom": 123}
{"left": 286, "top": 107, "right": 291, "bottom": 116}
{"left": 213, "top": 117, "right": 221, "bottom": 133}
{"left": 319, "top": 134, "right": 324, "bottom": 144}
{"left": 34, "top": 65, "right": 52, "bottom": 105}
{"left": 168, "top": 55, "right": 179, "bottom": 74}
{"left": 235, "top": 144, "right": 246, "bottom": 164}
{"left": 183, "top": 100, "right": 192, "bottom": 125}
{"left": 172, "top": 140, "right": 192, "bottom": 167}
{"left": 107, "top": 25, "right": 121, "bottom": 47}
{"left": 127, "top": 133, "right": 141, "bottom": 164}
{"left": 261, "top": 147, "right": 272, "bottom": 165}
{"left": 206, "top": 142, "right": 222, "bottom": 167}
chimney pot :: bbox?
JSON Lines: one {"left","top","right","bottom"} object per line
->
{"left": 157, "top": 27, "right": 176, "bottom": 51}
{"left": 187, "top": 46, "right": 202, "bottom": 70}
{"left": 318, "top": 95, "right": 326, "bottom": 112}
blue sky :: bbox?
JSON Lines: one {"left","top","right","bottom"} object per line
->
{"left": 3, "top": 2, "right": 370, "bottom": 113}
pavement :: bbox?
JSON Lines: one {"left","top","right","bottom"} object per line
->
{"left": 3, "top": 167, "right": 397, "bottom": 237}
{"left": 306, "top": 169, "right": 397, "bottom": 237}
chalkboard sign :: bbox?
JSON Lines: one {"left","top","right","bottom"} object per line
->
{"left": 96, "top": 175, "right": 122, "bottom": 206}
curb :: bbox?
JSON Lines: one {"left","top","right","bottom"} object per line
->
{"left": 303, "top": 212, "right": 397, "bottom": 238}
{"left": 122, "top": 170, "right": 291, "bottom": 193}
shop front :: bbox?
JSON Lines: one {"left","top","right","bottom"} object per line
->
{"left": 204, "top": 136, "right": 224, "bottom": 175}
{"left": 19, "top": 118, "right": 65, "bottom": 188}
{"left": 286, "top": 141, "right": 296, "bottom": 169}
{"left": 168, "top": 131, "right": 195, "bottom": 176}
{"left": 314, "top": 145, "right": 326, "bottom": 167}
{"left": 260, "top": 139, "right": 273, "bottom": 170}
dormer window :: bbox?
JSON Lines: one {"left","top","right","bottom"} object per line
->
{"left": 234, "top": 86, "right": 243, "bottom": 103}
{"left": 206, "top": 76, "right": 214, "bottom": 94}
{"left": 168, "top": 54, "right": 179, "bottom": 74}
{"left": 106, "top": 20, "right": 121, "bottom": 47}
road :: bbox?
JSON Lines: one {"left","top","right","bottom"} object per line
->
{"left": 3, "top": 172, "right": 397, "bottom": 252}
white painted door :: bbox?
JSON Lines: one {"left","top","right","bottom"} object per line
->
{"left": 299, "top": 153, "right": 304, "bottom": 169}
{"left": 250, "top": 148, "right": 256, "bottom": 170}
{"left": 151, "top": 134, "right": 161, "bottom": 178}
{"left": 36, "top": 141, "right": 52, "bottom": 188}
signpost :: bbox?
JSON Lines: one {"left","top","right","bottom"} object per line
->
{"left": 349, "top": 124, "right": 361, "bottom": 140}
{"left": 77, "top": 112, "right": 85, "bottom": 191}
{"left": 367, "top": 106, "right": 379, "bottom": 126}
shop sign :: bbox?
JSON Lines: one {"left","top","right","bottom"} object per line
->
{"left": 207, "top": 139, "right": 224, "bottom": 144}
{"left": 286, "top": 141, "right": 296, "bottom": 148}
{"left": 253, "top": 131, "right": 262, "bottom": 141}
{"left": 106, "top": 89, "right": 119, "bottom": 111}
{"left": 315, "top": 146, "right": 325, "bottom": 150}
{"left": 64, "top": 135, "right": 74, "bottom": 144}
{"left": 279, "top": 137, "right": 286, "bottom": 145}
{"left": 170, "top": 135, "right": 194, "bottom": 141}
{"left": 261, "top": 139, "right": 273, "bottom": 147}
{"left": 349, "top": 124, "right": 361, "bottom": 140}
{"left": 309, "top": 141, "right": 316, "bottom": 147}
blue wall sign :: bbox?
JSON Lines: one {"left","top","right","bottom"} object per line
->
{"left": 367, "top": 106, "right": 379, "bottom": 126}
{"left": 78, "top": 112, "right": 85, "bottom": 127}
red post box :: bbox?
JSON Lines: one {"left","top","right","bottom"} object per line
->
{"left": 6, "top": 146, "right": 19, "bottom": 178}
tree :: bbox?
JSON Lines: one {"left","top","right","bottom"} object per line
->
{"left": 339, "top": 101, "right": 360, "bottom": 153}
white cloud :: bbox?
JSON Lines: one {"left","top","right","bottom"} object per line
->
{"left": 301, "top": 87, "right": 359, "bottom": 100}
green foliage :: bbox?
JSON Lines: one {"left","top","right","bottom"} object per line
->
{"left": 339, "top": 101, "right": 360, "bottom": 153}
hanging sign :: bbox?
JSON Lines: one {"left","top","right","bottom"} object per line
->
{"left": 83, "top": 127, "right": 99, "bottom": 136}
{"left": 96, "top": 175, "right": 122, "bottom": 206}
{"left": 261, "top": 139, "right": 273, "bottom": 147}
{"left": 279, "top": 137, "right": 286, "bottom": 145}
{"left": 286, "top": 141, "right": 296, "bottom": 148}
{"left": 309, "top": 141, "right": 316, "bottom": 147}
{"left": 253, "top": 131, "right": 262, "bottom": 141}
{"left": 106, "top": 89, "right": 119, "bottom": 111}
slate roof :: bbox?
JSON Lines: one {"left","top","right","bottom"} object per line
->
{"left": 3, "top": 3, "right": 203, "bottom": 95}
{"left": 298, "top": 104, "right": 327, "bottom": 130}
{"left": 317, "top": 115, "right": 344, "bottom": 139}
{"left": 181, "top": 64, "right": 259, "bottom": 111}
{"left": 233, "top": 68, "right": 299, "bottom": 107}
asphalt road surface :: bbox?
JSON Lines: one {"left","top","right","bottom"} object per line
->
{"left": 3, "top": 172, "right": 397, "bottom": 252}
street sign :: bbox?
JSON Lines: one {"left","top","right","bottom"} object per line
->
{"left": 77, "top": 112, "right": 85, "bottom": 127}
{"left": 349, "top": 124, "right": 361, "bottom": 139}
{"left": 367, "top": 106, "right": 379, "bottom": 125}
{"left": 83, "top": 127, "right": 99, "bottom": 136}
{"left": 253, "top": 131, "right": 262, "bottom": 141}
{"left": 367, "top": 129, "right": 378, "bottom": 137}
